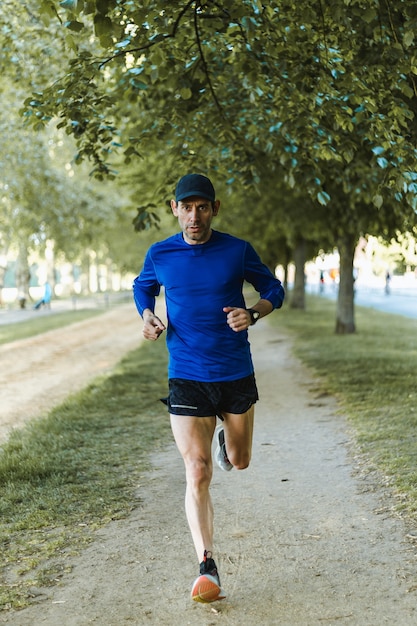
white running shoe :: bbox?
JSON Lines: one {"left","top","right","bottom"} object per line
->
{"left": 215, "top": 427, "right": 233, "bottom": 471}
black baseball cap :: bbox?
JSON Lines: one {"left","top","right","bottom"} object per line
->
{"left": 175, "top": 174, "right": 215, "bottom": 203}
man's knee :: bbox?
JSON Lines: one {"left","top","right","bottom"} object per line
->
{"left": 229, "top": 451, "right": 251, "bottom": 471}
{"left": 185, "top": 457, "right": 212, "bottom": 487}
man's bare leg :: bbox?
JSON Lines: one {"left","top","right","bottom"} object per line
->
{"left": 170, "top": 414, "right": 225, "bottom": 602}
{"left": 170, "top": 414, "right": 216, "bottom": 560}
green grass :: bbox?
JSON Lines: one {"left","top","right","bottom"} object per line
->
{"left": 0, "top": 310, "right": 104, "bottom": 345}
{"left": 0, "top": 338, "right": 170, "bottom": 611}
{"left": 276, "top": 294, "right": 417, "bottom": 518}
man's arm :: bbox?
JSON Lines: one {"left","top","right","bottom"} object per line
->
{"left": 243, "top": 243, "right": 285, "bottom": 311}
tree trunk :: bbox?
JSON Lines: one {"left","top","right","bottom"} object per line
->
{"left": 335, "top": 233, "right": 356, "bottom": 334}
{"left": 282, "top": 244, "right": 292, "bottom": 293}
{"left": 290, "top": 237, "right": 306, "bottom": 309}
{"left": 282, "top": 262, "right": 289, "bottom": 292}
{"left": 0, "top": 244, "right": 9, "bottom": 307}
{"left": 15, "top": 242, "right": 31, "bottom": 308}
{"left": 45, "top": 240, "right": 56, "bottom": 290}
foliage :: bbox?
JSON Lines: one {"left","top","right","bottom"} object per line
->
{"left": 17, "top": 3, "right": 417, "bottom": 320}
{"left": 0, "top": 0, "right": 145, "bottom": 297}
{"left": 4, "top": 0, "right": 417, "bottom": 329}
{"left": 21, "top": 2, "right": 417, "bottom": 211}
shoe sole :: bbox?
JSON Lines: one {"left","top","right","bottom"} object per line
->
{"left": 191, "top": 574, "right": 226, "bottom": 603}
{"left": 215, "top": 429, "right": 233, "bottom": 471}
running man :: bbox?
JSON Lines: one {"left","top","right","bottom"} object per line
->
{"left": 133, "top": 173, "right": 285, "bottom": 603}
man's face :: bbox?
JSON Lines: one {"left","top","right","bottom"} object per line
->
{"left": 171, "top": 196, "right": 220, "bottom": 245}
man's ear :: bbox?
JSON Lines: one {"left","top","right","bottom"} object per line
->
{"left": 171, "top": 199, "right": 178, "bottom": 216}
{"left": 212, "top": 200, "right": 220, "bottom": 216}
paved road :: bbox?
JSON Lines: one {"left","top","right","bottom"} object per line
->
{"left": 308, "top": 283, "right": 417, "bottom": 320}
{"left": 354, "top": 287, "right": 417, "bottom": 319}
{"left": 0, "top": 292, "right": 132, "bottom": 326}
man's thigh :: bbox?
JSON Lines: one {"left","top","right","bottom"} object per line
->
{"left": 221, "top": 405, "right": 255, "bottom": 459}
{"left": 170, "top": 414, "right": 216, "bottom": 463}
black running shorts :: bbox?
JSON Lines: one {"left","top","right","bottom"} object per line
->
{"left": 162, "top": 374, "right": 259, "bottom": 417}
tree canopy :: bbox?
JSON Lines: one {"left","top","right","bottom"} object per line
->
{"left": 0, "top": 0, "right": 143, "bottom": 301}
{"left": 25, "top": 2, "right": 417, "bottom": 207}
{"left": 3, "top": 1, "right": 417, "bottom": 330}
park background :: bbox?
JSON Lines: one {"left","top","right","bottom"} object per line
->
{"left": 2, "top": 2, "right": 417, "bottom": 620}
{"left": 1, "top": 0, "right": 417, "bottom": 332}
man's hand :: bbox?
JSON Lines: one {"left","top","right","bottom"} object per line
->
{"left": 223, "top": 306, "right": 251, "bottom": 332}
{"left": 142, "top": 310, "right": 166, "bottom": 341}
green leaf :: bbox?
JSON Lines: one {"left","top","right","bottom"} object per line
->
{"left": 377, "top": 157, "right": 389, "bottom": 169}
{"left": 130, "top": 79, "right": 148, "bottom": 90}
{"left": 373, "top": 194, "right": 383, "bottom": 209}
{"left": 362, "top": 8, "right": 376, "bottom": 24}
{"left": 287, "top": 173, "right": 295, "bottom": 188}
{"left": 403, "top": 31, "right": 415, "bottom": 48}
{"left": 317, "top": 191, "right": 331, "bottom": 206}
{"left": 65, "top": 20, "right": 84, "bottom": 32}
{"left": 115, "top": 39, "right": 131, "bottom": 49}
{"left": 180, "top": 87, "right": 192, "bottom": 100}
{"left": 60, "top": 0, "right": 78, "bottom": 10}
{"left": 94, "top": 14, "right": 113, "bottom": 38}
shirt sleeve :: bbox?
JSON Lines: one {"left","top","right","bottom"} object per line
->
{"left": 243, "top": 242, "right": 285, "bottom": 309}
{"left": 132, "top": 248, "right": 161, "bottom": 317}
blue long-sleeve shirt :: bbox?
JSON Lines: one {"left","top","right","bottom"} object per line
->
{"left": 133, "top": 230, "right": 284, "bottom": 382}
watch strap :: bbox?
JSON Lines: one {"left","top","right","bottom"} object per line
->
{"left": 247, "top": 308, "right": 260, "bottom": 325}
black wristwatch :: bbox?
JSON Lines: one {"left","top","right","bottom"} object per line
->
{"left": 247, "top": 308, "right": 261, "bottom": 325}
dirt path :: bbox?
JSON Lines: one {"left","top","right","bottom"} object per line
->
{"left": 0, "top": 304, "right": 143, "bottom": 444}
{"left": 2, "top": 309, "right": 417, "bottom": 625}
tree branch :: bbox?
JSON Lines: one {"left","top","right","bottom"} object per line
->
{"left": 383, "top": 0, "right": 417, "bottom": 98}
{"left": 193, "top": 2, "right": 227, "bottom": 120}
{"left": 384, "top": 0, "right": 399, "bottom": 44}
{"left": 98, "top": 0, "right": 195, "bottom": 69}
{"left": 317, "top": 0, "right": 329, "bottom": 63}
